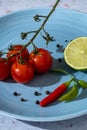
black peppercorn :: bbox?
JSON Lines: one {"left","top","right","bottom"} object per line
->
{"left": 13, "top": 92, "right": 21, "bottom": 96}
{"left": 45, "top": 90, "right": 51, "bottom": 95}
{"left": 58, "top": 58, "right": 62, "bottom": 62}
{"left": 34, "top": 91, "right": 39, "bottom": 96}
{"left": 65, "top": 40, "right": 68, "bottom": 42}
{"left": 20, "top": 98, "right": 28, "bottom": 102}
{"left": 34, "top": 91, "right": 41, "bottom": 96}
{"left": 56, "top": 44, "right": 60, "bottom": 48}
{"left": 35, "top": 100, "right": 40, "bottom": 104}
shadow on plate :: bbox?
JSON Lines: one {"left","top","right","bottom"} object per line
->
{"left": 75, "top": 89, "right": 87, "bottom": 101}
{"left": 1, "top": 57, "right": 77, "bottom": 88}
{"left": 23, "top": 57, "right": 76, "bottom": 87}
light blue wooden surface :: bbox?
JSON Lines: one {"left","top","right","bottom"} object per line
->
{"left": 0, "top": 0, "right": 87, "bottom": 130}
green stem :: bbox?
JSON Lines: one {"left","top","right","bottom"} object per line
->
{"left": 50, "top": 68, "right": 81, "bottom": 87}
{"left": 7, "top": 0, "right": 61, "bottom": 59}
{"left": 34, "top": 15, "right": 47, "bottom": 19}
{"left": 24, "top": 0, "right": 61, "bottom": 48}
{"left": 50, "top": 68, "right": 74, "bottom": 78}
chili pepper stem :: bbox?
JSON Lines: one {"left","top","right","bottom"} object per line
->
{"left": 50, "top": 68, "right": 74, "bottom": 78}
{"left": 50, "top": 68, "right": 80, "bottom": 84}
{"left": 50, "top": 68, "right": 81, "bottom": 88}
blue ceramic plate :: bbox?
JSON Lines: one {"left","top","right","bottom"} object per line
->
{"left": 0, "top": 8, "right": 87, "bottom": 122}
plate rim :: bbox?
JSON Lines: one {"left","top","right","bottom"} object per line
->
{"left": 0, "top": 7, "right": 87, "bottom": 122}
{"left": 0, "top": 7, "right": 87, "bottom": 19}
{"left": 0, "top": 109, "right": 87, "bottom": 122}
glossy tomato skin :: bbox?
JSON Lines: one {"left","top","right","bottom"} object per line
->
{"left": 7, "top": 45, "right": 29, "bottom": 63}
{"left": 29, "top": 48, "right": 53, "bottom": 73}
{"left": 11, "top": 61, "right": 35, "bottom": 83}
{"left": 0, "top": 58, "right": 11, "bottom": 80}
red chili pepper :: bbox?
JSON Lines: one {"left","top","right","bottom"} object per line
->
{"left": 40, "top": 80, "right": 72, "bottom": 107}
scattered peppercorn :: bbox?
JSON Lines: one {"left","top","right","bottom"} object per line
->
{"left": 20, "top": 98, "right": 28, "bottom": 102}
{"left": 13, "top": 92, "right": 21, "bottom": 96}
{"left": 65, "top": 39, "right": 73, "bottom": 42}
{"left": 45, "top": 90, "right": 51, "bottom": 95}
{"left": 34, "top": 91, "right": 39, "bottom": 96}
{"left": 35, "top": 100, "right": 40, "bottom": 104}
{"left": 65, "top": 40, "right": 68, "bottom": 42}
{"left": 34, "top": 91, "right": 41, "bottom": 96}
{"left": 56, "top": 44, "right": 60, "bottom": 48}
{"left": 58, "top": 58, "right": 62, "bottom": 62}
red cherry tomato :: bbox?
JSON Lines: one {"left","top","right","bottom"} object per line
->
{"left": 11, "top": 61, "right": 35, "bottom": 83}
{"left": 29, "top": 48, "right": 53, "bottom": 73}
{"left": 0, "top": 58, "right": 11, "bottom": 80}
{"left": 7, "top": 44, "right": 29, "bottom": 63}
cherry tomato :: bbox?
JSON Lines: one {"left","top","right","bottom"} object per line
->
{"left": 0, "top": 58, "right": 11, "bottom": 80}
{"left": 29, "top": 48, "right": 53, "bottom": 73}
{"left": 11, "top": 61, "right": 35, "bottom": 83}
{"left": 7, "top": 44, "right": 29, "bottom": 63}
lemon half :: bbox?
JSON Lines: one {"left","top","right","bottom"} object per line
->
{"left": 64, "top": 37, "right": 87, "bottom": 70}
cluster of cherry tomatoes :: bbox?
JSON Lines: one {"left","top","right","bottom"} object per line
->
{"left": 0, "top": 44, "right": 53, "bottom": 83}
